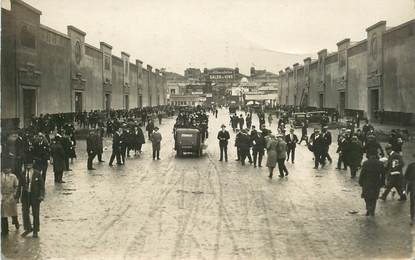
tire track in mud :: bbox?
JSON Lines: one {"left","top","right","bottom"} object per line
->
{"left": 171, "top": 167, "right": 203, "bottom": 259}
{"left": 122, "top": 157, "right": 182, "bottom": 258}
{"left": 206, "top": 154, "right": 243, "bottom": 260}
{"left": 244, "top": 170, "right": 279, "bottom": 260}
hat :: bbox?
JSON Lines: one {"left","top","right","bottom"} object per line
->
{"left": 221, "top": 124, "right": 226, "bottom": 128}
{"left": 385, "top": 144, "right": 392, "bottom": 150}
{"left": 154, "top": 126, "right": 159, "bottom": 130}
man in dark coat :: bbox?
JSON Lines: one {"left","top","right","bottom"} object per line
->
{"left": 51, "top": 135, "right": 66, "bottom": 183}
{"left": 252, "top": 131, "right": 266, "bottom": 168}
{"left": 32, "top": 132, "right": 50, "bottom": 184}
{"left": 359, "top": 155, "right": 385, "bottom": 216}
{"left": 246, "top": 114, "right": 252, "bottom": 129}
{"left": 238, "top": 114, "right": 245, "bottom": 130}
{"left": 86, "top": 130, "right": 100, "bottom": 170}
{"left": 285, "top": 128, "right": 298, "bottom": 164}
{"left": 217, "top": 124, "right": 230, "bottom": 162}
{"left": 150, "top": 127, "right": 162, "bottom": 160}
{"left": 20, "top": 162, "right": 45, "bottom": 238}
{"left": 239, "top": 129, "right": 252, "bottom": 166}
{"left": 364, "top": 134, "right": 384, "bottom": 159}
{"left": 298, "top": 122, "right": 308, "bottom": 145}
{"left": 347, "top": 135, "right": 363, "bottom": 178}
{"left": 309, "top": 128, "right": 325, "bottom": 169}
{"left": 146, "top": 120, "right": 155, "bottom": 140}
{"left": 234, "top": 129, "right": 242, "bottom": 161}
{"left": 120, "top": 128, "right": 128, "bottom": 164}
{"left": 405, "top": 153, "right": 415, "bottom": 225}
{"left": 60, "top": 132, "right": 72, "bottom": 171}
{"left": 321, "top": 126, "right": 333, "bottom": 164}
{"left": 109, "top": 128, "right": 123, "bottom": 166}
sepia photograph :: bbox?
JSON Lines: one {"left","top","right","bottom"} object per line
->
{"left": 1, "top": 0, "right": 415, "bottom": 259}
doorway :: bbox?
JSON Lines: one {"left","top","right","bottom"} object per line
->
{"left": 22, "top": 88, "right": 36, "bottom": 127}
{"left": 124, "top": 95, "right": 129, "bottom": 110}
{"left": 75, "top": 92, "right": 83, "bottom": 112}
{"left": 370, "top": 89, "right": 379, "bottom": 119}
{"left": 319, "top": 93, "right": 324, "bottom": 109}
{"left": 105, "top": 93, "right": 111, "bottom": 111}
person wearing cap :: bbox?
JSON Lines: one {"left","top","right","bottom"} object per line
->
{"left": 1, "top": 159, "right": 20, "bottom": 236}
{"left": 276, "top": 134, "right": 289, "bottom": 177}
{"left": 298, "top": 122, "right": 308, "bottom": 145}
{"left": 380, "top": 144, "right": 406, "bottom": 201}
{"left": 217, "top": 124, "right": 230, "bottom": 162}
{"left": 404, "top": 153, "right": 415, "bottom": 225}
{"left": 51, "top": 135, "right": 66, "bottom": 183}
{"left": 150, "top": 126, "right": 162, "bottom": 160}
{"left": 285, "top": 128, "right": 298, "bottom": 164}
{"left": 336, "top": 129, "right": 348, "bottom": 170}
{"left": 20, "top": 162, "right": 45, "bottom": 238}
{"left": 33, "top": 132, "right": 50, "bottom": 184}
{"left": 266, "top": 134, "right": 278, "bottom": 178}
{"left": 347, "top": 135, "right": 363, "bottom": 178}
{"left": 388, "top": 130, "right": 404, "bottom": 154}
{"left": 363, "top": 134, "right": 384, "bottom": 159}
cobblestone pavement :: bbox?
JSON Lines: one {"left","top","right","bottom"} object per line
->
{"left": 2, "top": 108, "right": 414, "bottom": 259}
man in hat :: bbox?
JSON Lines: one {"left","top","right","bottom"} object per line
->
{"left": 285, "top": 128, "right": 298, "bottom": 164}
{"left": 51, "top": 135, "right": 66, "bottom": 183}
{"left": 20, "top": 162, "right": 45, "bottom": 238}
{"left": 321, "top": 126, "right": 333, "bottom": 165}
{"left": 252, "top": 130, "right": 266, "bottom": 168}
{"left": 86, "top": 129, "right": 99, "bottom": 170}
{"left": 405, "top": 153, "right": 415, "bottom": 225}
{"left": 33, "top": 132, "right": 50, "bottom": 184}
{"left": 109, "top": 128, "right": 123, "bottom": 166}
{"left": 380, "top": 144, "right": 406, "bottom": 201}
{"left": 150, "top": 126, "right": 162, "bottom": 160}
{"left": 217, "top": 124, "right": 230, "bottom": 162}
{"left": 309, "top": 128, "right": 325, "bottom": 169}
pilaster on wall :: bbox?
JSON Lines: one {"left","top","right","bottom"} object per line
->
{"left": 366, "top": 21, "right": 386, "bottom": 88}
{"left": 121, "top": 51, "right": 130, "bottom": 93}
{"left": 100, "top": 42, "right": 112, "bottom": 92}
{"left": 136, "top": 59, "right": 143, "bottom": 107}
{"left": 336, "top": 38, "right": 350, "bottom": 91}
{"left": 67, "top": 25, "right": 86, "bottom": 89}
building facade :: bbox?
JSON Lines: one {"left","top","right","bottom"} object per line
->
{"left": 1, "top": 0, "right": 167, "bottom": 128}
{"left": 276, "top": 19, "right": 415, "bottom": 124}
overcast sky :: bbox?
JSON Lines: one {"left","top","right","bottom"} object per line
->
{"left": 9, "top": 0, "right": 415, "bottom": 74}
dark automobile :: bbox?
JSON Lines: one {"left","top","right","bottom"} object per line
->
{"left": 307, "top": 111, "right": 328, "bottom": 123}
{"left": 174, "top": 128, "right": 204, "bottom": 157}
{"left": 291, "top": 112, "right": 308, "bottom": 128}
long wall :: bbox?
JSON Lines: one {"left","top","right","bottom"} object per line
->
{"left": 1, "top": 0, "right": 167, "bottom": 127}
{"left": 277, "top": 19, "right": 415, "bottom": 124}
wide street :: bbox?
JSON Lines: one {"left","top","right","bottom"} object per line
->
{"left": 2, "top": 109, "right": 414, "bottom": 260}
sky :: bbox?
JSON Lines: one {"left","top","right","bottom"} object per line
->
{"left": 5, "top": 0, "right": 415, "bottom": 74}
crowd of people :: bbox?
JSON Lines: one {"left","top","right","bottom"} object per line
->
{"left": 0, "top": 105, "right": 176, "bottom": 237}
{"left": 1, "top": 104, "right": 414, "bottom": 240}
{"left": 216, "top": 107, "right": 415, "bottom": 223}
